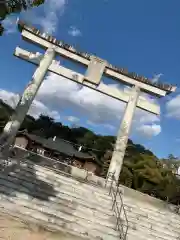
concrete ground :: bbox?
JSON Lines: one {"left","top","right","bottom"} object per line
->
{"left": 0, "top": 211, "right": 80, "bottom": 240}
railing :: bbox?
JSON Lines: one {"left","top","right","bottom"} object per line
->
{"left": 105, "top": 172, "right": 128, "bottom": 240}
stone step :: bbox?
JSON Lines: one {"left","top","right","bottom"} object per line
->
{"left": 126, "top": 212, "right": 180, "bottom": 236}
{"left": 0, "top": 173, "right": 121, "bottom": 223}
{"left": 9, "top": 162, "right": 113, "bottom": 203}
{"left": 19, "top": 161, "right": 110, "bottom": 195}
{"left": 128, "top": 220, "right": 179, "bottom": 240}
{"left": 0, "top": 182, "right": 117, "bottom": 230}
{"left": 124, "top": 197, "right": 180, "bottom": 222}
{"left": 127, "top": 228, "right": 168, "bottom": 240}
{"left": 0, "top": 175, "right": 115, "bottom": 216}
{"left": 13, "top": 167, "right": 121, "bottom": 200}
{"left": 125, "top": 206, "right": 180, "bottom": 239}
{"left": 124, "top": 202, "right": 180, "bottom": 228}
{"left": 123, "top": 199, "right": 180, "bottom": 239}
{"left": 0, "top": 172, "right": 117, "bottom": 219}
{"left": 0, "top": 199, "right": 96, "bottom": 240}
{"left": 14, "top": 166, "right": 113, "bottom": 205}
{"left": 0, "top": 205, "right": 92, "bottom": 240}
{"left": 5, "top": 160, "right": 125, "bottom": 214}
{"left": 7, "top": 161, "right": 180, "bottom": 239}
{"left": 0, "top": 194, "right": 120, "bottom": 240}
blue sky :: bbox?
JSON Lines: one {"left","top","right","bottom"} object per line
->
{"left": 1, "top": 0, "right": 180, "bottom": 158}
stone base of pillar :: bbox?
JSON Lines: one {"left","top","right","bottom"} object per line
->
{"left": 105, "top": 171, "right": 116, "bottom": 189}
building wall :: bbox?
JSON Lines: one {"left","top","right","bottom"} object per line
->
{"left": 14, "top": 136, "right": 98, "bottom": 174}
{"left": 73, "top": 159, "right": 83, "bottom": 169}
{"left": 14, "top": 136, "right": 29, "bottom": 149}
{"left": 72, "top": 159, "right": 98, "bottom": 174}
{"left": 84, "top": 162, "right": 97, "bottom": 174}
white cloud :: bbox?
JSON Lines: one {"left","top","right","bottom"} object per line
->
{"left": 151, "top": 73, "right": 163, "bottom": 84}
{"left": 0, "top": 88, "right": 60, "bottom": 120}
{"left": 166, "top": 95, "right": 180, "bottom": 119}
{"left": 137, "top": 111, "right": 160, "bottom": 124}
{"left": 67, "top": 116, "right": 79, "bottom": 123}
{"left": 36, "top": 73, "right": 160, "bottom": 137}
{"left": 68, "top": 26, "right": 82, "bottom": 37}
{"left": 35, "top": 0, "right": 66, "bottom": 34}
{"left": 137, "top": 124, "right": 161, "bottom": 138}
{"left": 87, "top": 120, "right": 115, "bottom": 131}
{"left": 103, "top": 124, "right": 116, "bottom": 130}
{"left": 4, "top": 0, "right": 66, "bottom": 35}
{"left": 0, "top": 73, "right": 161, "bottom": 138}
{"left": 2, "top": 15, "right": 18, "bottom": 35}
{"left": 29, "top": 100, "right": 60, "bottom": 120}
{"left": 0, "top": 90, "right": 19, "bottom": 108}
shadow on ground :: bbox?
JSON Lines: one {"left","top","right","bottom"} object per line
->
{"left": 0, "top": 153, "right": 57, "bottom": 201}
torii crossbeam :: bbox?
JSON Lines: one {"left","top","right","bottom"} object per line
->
{"left": 0, "top": 21, "right": 176, "bottom": 181}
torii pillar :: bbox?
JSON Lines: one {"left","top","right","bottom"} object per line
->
{"left": 107, "top": 85, "right": 140, "bottom": 181}
{"left": 0, "top": 48, "right": 55, "bottom": 155}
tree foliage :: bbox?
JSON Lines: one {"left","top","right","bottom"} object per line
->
{"left": 0, "top": 0, "right": 45, "bottom": 35}
{"left": 0, "top": 99, "right": 180, "bottom": 204}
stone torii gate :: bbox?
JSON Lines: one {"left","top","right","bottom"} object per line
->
{"left": 1, "top": 21, "right": 176, "bottom": 181}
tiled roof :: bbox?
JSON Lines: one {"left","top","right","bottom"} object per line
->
{"left": 18, "top": 20, "right": 176, "bottom": 94}
{"left": 20, "top": 132, "right": 94, "bottom": 160}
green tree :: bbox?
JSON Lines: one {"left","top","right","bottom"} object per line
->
{"left": 31, "top": 115, "right": 54, "bottom": 138}
{"left": 78, "top": 131, "right": 96, "bottom": 148}
{"left": 101, "top": 150, "right": 112, "bottom": 178}
{"left": 119, "top": 164, "right": 134, "bottom": 188}
{"left": 0, "top": 24, "right": 4, "bottom": 36}
{"left": 20, "top": 115, "right": 36, "bottom": 132}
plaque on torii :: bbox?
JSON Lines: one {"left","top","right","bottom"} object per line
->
{"left": 1, "top": 21, "right": 176, "bottom": 180}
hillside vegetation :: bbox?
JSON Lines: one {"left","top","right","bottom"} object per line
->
{"left": 0, "top": 99, "right": 180, "bottom": 205}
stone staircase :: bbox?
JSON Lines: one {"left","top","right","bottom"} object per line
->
{"left": 0, "top": 159, "right": 180, "bottom": 240}
{"left": 0, "top": 160, "right": 123, "bottom": 240}
{"left": 123, "top": 190, "right": 180, "bottom": 240}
